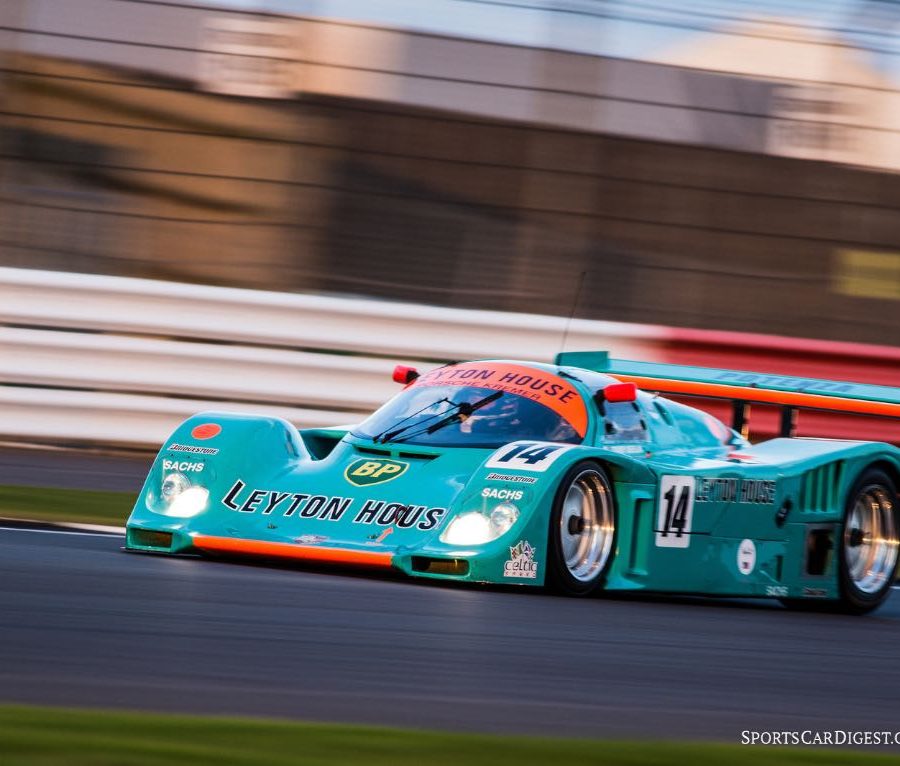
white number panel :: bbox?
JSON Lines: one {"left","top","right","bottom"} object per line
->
{"left": 655, "top": 475, "right": 695, "bottom": 548}
{"left": 484, "top": 441, "right": 575, "bottom": 472}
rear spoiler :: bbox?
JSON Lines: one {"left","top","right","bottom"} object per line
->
{"left": 555, "top": 351, "right": 900, "bottom": 438}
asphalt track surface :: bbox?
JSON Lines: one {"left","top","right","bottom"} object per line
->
{"left": 2, "top": 447, "right": 900, "bottom": 741}
{"left": 3, "top": 524, "right": 900, "bottom": 742}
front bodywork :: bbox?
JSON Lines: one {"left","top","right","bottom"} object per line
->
{"left": 126, "top": 411, "right": 654, "bottom": 587}
{"left": 126, "top": 359, "right": 900, "bottom": 603}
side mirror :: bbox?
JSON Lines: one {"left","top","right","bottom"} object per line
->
{"left": 392, "top": 365, "right": 419, "bottom": 385}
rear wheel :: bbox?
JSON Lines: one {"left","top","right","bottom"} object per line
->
{"left": 781, "top": 467, "right": 898, "bottom": 614}
{"left": 838, "top": 468, "right": 899, "bottom": 614}
{"left": 546, "top": 461, "right": 616, "bottom": 596}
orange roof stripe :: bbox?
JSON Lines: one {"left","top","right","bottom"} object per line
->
{"left": 616, "top": 375, "right": 900, "bottom": 419}
{"left": 191, "top": 535, "right": 394, "bottom": 568}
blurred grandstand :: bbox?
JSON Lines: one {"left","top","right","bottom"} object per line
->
{"left": 0, "top": 0, "right": 898, "bottom": 345}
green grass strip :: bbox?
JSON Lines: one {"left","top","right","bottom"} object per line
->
{"left": 0, "top": 706, "right": 896, "bottom": 766}
{"left": 0, "top": 484, "right": 134, "bottom": 526}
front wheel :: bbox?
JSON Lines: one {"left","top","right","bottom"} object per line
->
{"left": 546, "top": 461, "right": 616, "bottom": 596}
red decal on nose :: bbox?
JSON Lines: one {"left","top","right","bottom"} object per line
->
{"left": 191, "top": 423, "right": 221, "bottom": 440}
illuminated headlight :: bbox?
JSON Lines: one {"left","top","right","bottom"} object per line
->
{"left": 167, "top": 486, "right": 209, "bottom": 518}
{"left": 160, "top": 472, "right": 208, "bottom": 518}
{"left": 440, "top": 504, "right": 519, "bottom": 545}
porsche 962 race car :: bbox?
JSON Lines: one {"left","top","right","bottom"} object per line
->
{"left": 126, "top": 352, "right": 900, "bottom": 614}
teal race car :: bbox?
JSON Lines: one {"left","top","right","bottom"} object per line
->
{"left": 126, "top": 352, "right": 900, "bottom": 614}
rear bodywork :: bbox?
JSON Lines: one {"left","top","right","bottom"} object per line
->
{"left": 126, "top": 356, "right": 900, "bottom": 602}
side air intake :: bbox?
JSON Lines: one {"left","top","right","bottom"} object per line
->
{"left": 799, "top": 462, "right": 843, "bottom": 513}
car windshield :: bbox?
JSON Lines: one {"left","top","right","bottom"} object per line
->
{"left": 354, "top": 385, "right": 582, "bottom": 447}
{"left": 353, "top": 362, "right": 588, "bottom": 448}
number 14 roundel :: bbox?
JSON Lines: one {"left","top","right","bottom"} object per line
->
{"left": 655, "top": 475, "right": 695, "bottom": 548}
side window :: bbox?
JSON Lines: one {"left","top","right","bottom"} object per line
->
{"left": 603, "top": 401, "right": 648, "bottom": 442}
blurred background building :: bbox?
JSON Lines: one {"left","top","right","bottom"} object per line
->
{"left": 1, "top": 0, "right": 899, "bottom": 344}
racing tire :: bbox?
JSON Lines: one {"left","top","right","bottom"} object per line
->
{"left": 781, "top": 467, "right": 899, "bottom": 615}
{"left": 546, "top": 461, "right": 617, "bottom": 596}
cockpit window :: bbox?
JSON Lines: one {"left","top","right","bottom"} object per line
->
{"left": 353, "top": 362, "right": 587, "bottom": 448}
{"left": 603, "top": 400, "right": 648, "bottom": 442}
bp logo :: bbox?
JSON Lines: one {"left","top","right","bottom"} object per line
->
{"left": 344, "top": 458, "right": 409, "bottom": 486}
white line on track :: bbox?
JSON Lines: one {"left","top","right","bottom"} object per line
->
{"left": 0, "top": 526, "right": 123, "bottom": 538}
{"left": 0, "top": 517, "right": 125, "bottom": 534}
{"left": 59, "top": 522, "right": 126, "bottom": 534}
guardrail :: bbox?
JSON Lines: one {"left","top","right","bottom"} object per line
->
{"left": 1, "top": 267, "right": 897, "bottom": 448}
{"left": 0, "top": 387, "right": 352, "bottom": 448}
{"left": 0, "top": 267, "right": 662, "bottom": 361}
{"left": 0, "top": 267, "right": 663, "bottom": 447}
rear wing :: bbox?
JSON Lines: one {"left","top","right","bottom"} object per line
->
{"left": 555, "top": 351, "right": 900, "bottom": 438}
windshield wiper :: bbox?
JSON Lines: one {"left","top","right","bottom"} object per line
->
{"left": 385, "top": 391, "right": 505, "bottom": 445}
{"left": 372, "top": 398, "right": 453, "bottom": 444}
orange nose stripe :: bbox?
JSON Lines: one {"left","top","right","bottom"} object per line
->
{"left": 191, "top": 534, "right": 394, "bottom": 568}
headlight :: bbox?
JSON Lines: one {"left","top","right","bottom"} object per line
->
{"left": 440, "top": 504, "right": 519, "bottom": 545}
{"left": 490, "top": 503, "right": 518, "bottom": 537}
{"left": 161, "top": 473, "right": 190, "bottom": 502}
{"left": 167, "top": 487, "right": 209, "bottom": 518}
{"left": 160, "top": 472, "right": 208, "bottom": 518}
